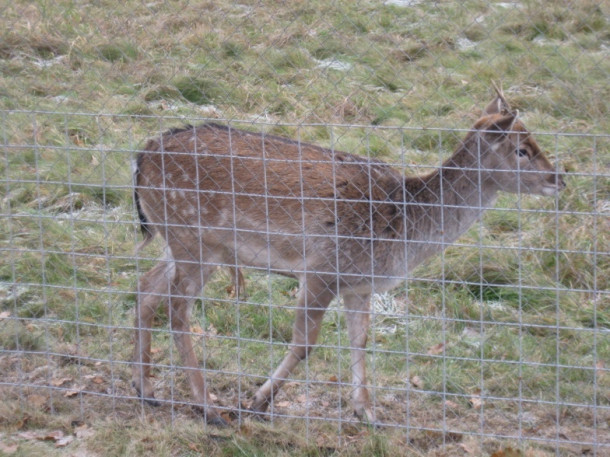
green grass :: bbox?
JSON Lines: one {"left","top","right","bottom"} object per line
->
{"left": 1, "top": 0, "right": 608, "bottom": 455}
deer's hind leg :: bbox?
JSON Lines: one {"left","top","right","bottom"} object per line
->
{"left": 132, "top": 259, "right": 175, "bottom": 405}
{"left": 167, "top": 260, "right": 227, "bottom": 424}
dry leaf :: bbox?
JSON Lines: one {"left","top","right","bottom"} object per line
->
{"left": 276, "top": 400, "right": 290, "bottom": 408}
{"left": 190, "top": 325, "right": 204, "bottom": 335}
{"left": 225, "top": 285, "right": 236, "bottom": 298}
{"left": 427, "top": 343, "right": 444, "bottom": 355}
{"left": 64, "top": 386, "right": 86, "bottom": 397}
{"left": 14, "top": 414, "right": 30, "bottom": 430}
{"left": 410, "top": 375, "right": 424, "bottom": 389}
{"left": 328, "top": 375, "right": 338, "bottom": 383}
{"left": 42, "top": 430, "right": 64, "bottom": 441}
{"left": 0, "top": 442, "right": 18, "bottom": 454}
{"left": 490, "top": 446, "right": 523, "bottom": 457}
{"left": 55, "top": 435, "right": 74, "bottom": 448}
{"left": 51, "top": 377, "right": 73, "bottom": 387}
{"left": 0, "top": 311, "right": 11, "bottom": 319}
{"left": 458, "top": 440, "right": 477, "bottom": 454}
{"left": 90, "top": 376, "right": 104, "bottom": 385}
{"left": 75, "top": 425, "right": 94, "bottom": 439}
{"left": 469, "top": 390, "right": 483, "bottom": 410}
{"left": 445, "top": 400, "right": 459, "bottom": 409}
{"left": 296, "top": 394, "right": 307, "bottom": 404}
{"left": 219, "top": 412, "right": 232, "bottom": 424}
{"left": 209, "top": 393, "right": 218, "bottom": 401}
{"left": 27, "top": 394, "right": 47, "bottom": 408}
{"left": 18, "top": 431, "right": 39, "bottom": 440}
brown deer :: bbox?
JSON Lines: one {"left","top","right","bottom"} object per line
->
{"left": 132, "top": 86, "right": 565, "bottom": 425}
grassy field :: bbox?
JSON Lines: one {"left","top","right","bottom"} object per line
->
{"left": 1, "top": 0, "right": 609, "bottom": 455}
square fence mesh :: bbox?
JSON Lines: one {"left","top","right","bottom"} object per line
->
{"left": 1, "top": 0, "right": 608, "bottom": 455}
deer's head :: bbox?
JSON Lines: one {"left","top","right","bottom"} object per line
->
{"left": 472, "top": 83, "right": 566, "bottom": 196}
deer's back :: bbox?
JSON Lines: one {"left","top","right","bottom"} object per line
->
{"left": 136, "top": 123, "right": 406, "bottom": 282}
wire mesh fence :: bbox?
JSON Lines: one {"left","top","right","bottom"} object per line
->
{"left": 1, "top": 0, "right": 609, "bottom": 455}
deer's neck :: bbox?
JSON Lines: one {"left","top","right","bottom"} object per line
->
{"left": 404, "top": 147, "right": 499, "bottom": 248}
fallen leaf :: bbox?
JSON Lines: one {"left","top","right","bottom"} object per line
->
{"left": 64, "top": 386, "right": 86, "bottom": 397}
{"left": 490, "top": 446, "right": 523, "bottom": 457}
{"left": 90, "top": 376, "right": 104, "bottom": 385}
{"left": 55, "top": 435, "right": 74, "bottom": 448}
{"left": 14, "top": 414, "right": 30, "bottom": 430}
{"left": 444, "top": 400, "right": 459, "bottom": 409}
{"left": 42, "top": 430, "right": 64, "bottom": 441}
{"left": 220, "top": 412, "right": 233, "bottom": 424}
{"left": 458, "top": 439, "right": 478, "bottom": 454}
{"left": 410, "top": 375, "right": 424, "bottom": 389}
{"left": 0, "top": 442, "right": 18, "bottom": 454}
{"left": 328, "top": 375, "right": 338, "bottom": 383}
{"left": 190, "top": 325, "right": 204, "bottom": 335}
{"left": 296, "top": 394, "right": 307, "bottom": 404}
{"left": 75, "top": 425, "right": 94, "bottom": 439}
{"left": 225, "top": 285, "right": 236, "bottom": 298}
{"left": 18, "top": 431, "right": 39, "bottom": 440}
{"left": 469, "top": 390, "right": 483, "bottom": 409}
{"left": 276, "top": 401, "right": 290, "bottom": 408}
{"left": 209, "top": 393, "right": 218, "bottom": 401}
{"left": 51, "top": 377, "right": 73, "bottom": 387}
{"left": 0, "top": 311, "right": 11, "bottom": 319}
{"left": 27, "top": 394, "right": 47, "bottom": 408}
{"left": 427, "top": 343, "right": 444, "bottom": 355}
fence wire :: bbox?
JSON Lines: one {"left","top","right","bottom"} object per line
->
{"left": 1, "top": 0, "right": 609, "bottom": 455}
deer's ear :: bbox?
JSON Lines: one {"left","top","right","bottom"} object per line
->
{"left": 483, "top": 96, "right": 504, "bottom": 115}
{"left": 483, "top": 81, "right": 511, "bottom": 115}
{"left": 488, "top": 111, "right": 519, "bottom": 133}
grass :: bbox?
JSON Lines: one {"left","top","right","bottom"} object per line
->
{"left": 1, "top": 0, "right": 609, "bottom": 455}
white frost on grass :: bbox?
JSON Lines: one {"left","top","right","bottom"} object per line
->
{"left": 496, "top": 2, "right": 523, "bottom": 8}
{"left": 0, "top": 285, "right": 31, "bottom": 306}
{"left": 457, "top": 37, "right": 477, "bottom": 50}
{"left": 315, "top": 58, "right": 352, "bottom": 72}
{"left": 31, "top": 55, "right": 66, "bottom": 68}
{"left": 384, "top": 0, "right": 423, "bottom": 7}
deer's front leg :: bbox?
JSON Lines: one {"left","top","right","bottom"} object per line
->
{"left": 250, "top": 282, "right": 334, "bottom": 415}
{"left": 344, "top": 293, "right": 376, "bottom": 424}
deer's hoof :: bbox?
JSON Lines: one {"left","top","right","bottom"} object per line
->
{"left": 354, "top": 407, "right": 380, "bottom": 428}
{"left": 132, "top": 381, "right": 161, "bottom": 407}
{"left": 248, "top": 394, "right": 271, "bottom": 414}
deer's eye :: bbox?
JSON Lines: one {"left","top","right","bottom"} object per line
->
{"left": 517, "top": 148, "right": 528, "bottom": 157}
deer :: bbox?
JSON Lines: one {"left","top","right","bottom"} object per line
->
{"left": 132, "top": 85, "right": 565, "bottom": 426}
